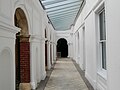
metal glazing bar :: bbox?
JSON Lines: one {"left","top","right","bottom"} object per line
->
{"left": 50, "top": 13, "right": 77, "bottom": 19}
{"left": 45, "top": 1, "right": 81, "bottom": 9}
{"left": 47, "top": 5, "right": 80, "bottom": 13}
{"left": 48, "top": 9, "right": 78, "bottom": 16}
{"left": 47, "top": 7, "right": 79, "bottom": 15}
{"left": 46, "top": 4, "right": 80, "bottom": 13}
{"left": 42, "top": 0, "right": 68, "bottom": 6}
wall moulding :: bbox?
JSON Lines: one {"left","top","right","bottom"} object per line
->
{"left": 0, "top": 21, "right": 20, "bottom": 39}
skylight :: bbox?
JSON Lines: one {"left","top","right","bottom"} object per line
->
{"left": 41, "top": 0, "right": 84, "bottom": 30}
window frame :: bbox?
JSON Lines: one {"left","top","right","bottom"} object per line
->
{"left": 98, "top": 8, "right": 106, "bottom": 70}
{"left": 95, "top": 3, "right": 107, "bottom": 73}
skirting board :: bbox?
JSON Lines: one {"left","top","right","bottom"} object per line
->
{"left": 85, "top": 73, "right": 97, "bottom": 89}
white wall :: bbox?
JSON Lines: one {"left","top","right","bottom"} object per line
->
{"left": 84, "top": 11, "right": 97, "bottom": 88}
{"left": 56, "top": 30, "right": 71, "bottom": 44}
{"left": 106, "top": 0, "right": 120, "bottom": 90}
{"left": 72, "top": 0, "right": 120, "bottom": 90}
{"left": 72, "top": 0, "right": 107, "bottom": 90}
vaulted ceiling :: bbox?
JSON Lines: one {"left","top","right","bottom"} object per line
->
{"left": 41, "top": 0, "right": 84, "bottom": 30}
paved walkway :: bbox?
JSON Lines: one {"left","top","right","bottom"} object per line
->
{"left": 44, "top": 58, "right": 88, "bottom": 90}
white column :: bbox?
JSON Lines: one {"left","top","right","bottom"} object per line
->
{"left": 73, "top": 34, "right": 76, "bottom": 60}
{"left": 51, "top": 43, "right": 54, "bottom": 64}
{"left": 47, "top": 41, "right": 51, "bottom": 70}
{"left": 75, "top": 34, "right": 78, "bottom": 62}
{"left": 53, "top": 43, "right": 56, "bottom": 62}
{"left": 40, "top": 40, "right": 46, "bottom": 80}
{"left": 69, "top": 43, "right": 72, "bottom": 58}
{"left": 76, "top": 33, "right": 79, "bottom": 64}
{"left": 70, "top": 33, "right": 74, "bottom": 59}
{"left": 30, "top": 37, "right": 38, "bottom": 89}
{"left": 67, "top": 43, "right": 70, "bottom": 58}
{"left": 54, "top": 43, "right": 57, "bottom": 61}
{"left": 77, "top": 32, "right": 80, "bottom": 64}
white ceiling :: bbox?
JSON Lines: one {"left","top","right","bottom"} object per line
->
{"left": 41, "top": 0, "right": 84, "bottom": 30}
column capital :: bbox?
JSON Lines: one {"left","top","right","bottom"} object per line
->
{"left": 30, "top": 35, "right": 40, "bottom": 40}
{"left": 17, "top": 34, "right": 30, "bottom": 42}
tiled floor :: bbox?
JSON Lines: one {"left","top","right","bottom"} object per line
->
{"left": 38, "top": 58, "right": 93, "bottom": 90}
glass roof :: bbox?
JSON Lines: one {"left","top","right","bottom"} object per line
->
{"left": 41, "top": 0, "right": 84, "bottom": 30}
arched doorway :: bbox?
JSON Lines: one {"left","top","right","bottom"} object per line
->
{"left": 14, "top": 8, "right": 30, "bottom": 90}
{"left": 57, "top": 38, "right": 68, "bottom": 57}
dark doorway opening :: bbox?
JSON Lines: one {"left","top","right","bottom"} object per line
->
{"left": 15, "top": 32, "right": 20, "bottom": 90}
{"left": 57, "top": 38, "right": 68, "bottom": 57}
{"left": 45, "top": 41, "right": 48, "bottom": 70}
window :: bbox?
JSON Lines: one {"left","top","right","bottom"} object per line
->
{"left": 99, "top": 9, "right": 106, "bottom": 70}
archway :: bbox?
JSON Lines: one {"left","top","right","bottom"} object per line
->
{"left": 14, "top": 8, "right": 30, "bottom": 90}
{"left": 57, "top": 38, "right": 68, "bottom": 57}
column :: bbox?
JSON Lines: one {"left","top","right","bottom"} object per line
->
{"left": 51, "top": 42, "right": 54, "bottom": 64}
{"left": 30, "top": 35, "right": 41, "bottom": 89}
{"left": 40, "top": 39, "right": 46, "bottom": 80}
{"left": 67, "top": 43, "right": 70, "bottom": 58}
{"left": 69, "top": 43, "right": 72, "bottom": 58}
{"left": 47, "top": 41, "right": 51, "bottom": 70}
{"left": 19, "top": 35, "right": 31, "bottom": 89}
{"left": 53, "top": 43, "right": 56, "bottom": 62}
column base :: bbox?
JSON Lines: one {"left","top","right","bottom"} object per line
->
{"left": 47, "top": 64, "right": 51, "bottom": 70}
{"left": 30, "top": 82, "right": 37, "bottom": 89}
{"left": 41, "top": 71, "right": 46, "bottom": 80}
{"left": 19, "top": 83, "right": 31, "bottom": 90}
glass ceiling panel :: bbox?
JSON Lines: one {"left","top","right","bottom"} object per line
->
{"left": 50, "top": 13, "right": 77, "bottom": 19}
{"left": 48, "top": 9, "right": 78, "bottom": 16}
{"left": 47, "top": 7, "right": 80, "bottom": 15}
{"left": 45, "top": 1, "right": 80, "bottom": 9}
{"left": 44, "top": 0, "right": 81, "bottom": 8}
{"left": 42, "top": 0, "right": 68, "bottom": 6}
{"left": 41, "top": 0, "right": 84, "bottom": 30}
{"left": 46, "top": 3, "right": 80, "bottom": 12}
{"left": 48, "top": 8, "right": 79, "bottom": 15}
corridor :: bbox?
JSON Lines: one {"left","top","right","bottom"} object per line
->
{"left": 0, "top": 0, "right": 120, "bottom": 90}
{"left": 37, "top": 58, "right": 93, "bottom": 90}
